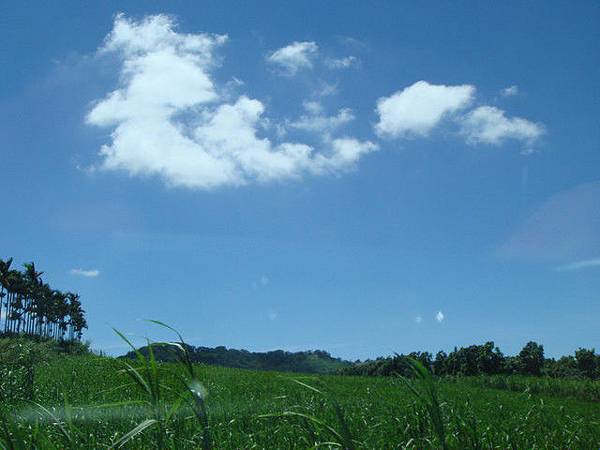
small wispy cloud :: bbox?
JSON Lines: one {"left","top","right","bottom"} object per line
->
{"left": 502, "top": 85, "right": 519, "bottom": 97}
{"left": 316, "top": 82, "right": 338, "bottom": 97}
{"left": 252, "top": 274, "right": 270, "bottom": 289}
{"left": 556, "top": 258, "right": 600, "bottom": 272}
{"left": 325, "top": 55, "right": 358, "bottom": 69}
{"left": 266, "top": 41, "right": 318, "bottom": 75}
{"left": 435, "top": 311, "right": 445, "bottom": 322}
{"left": 460, "top": 106, "right": 544, "bottom": 147}
{"left": 70, "top": 268, "right": 100, "bottom": 278}
{"left": 288, "top": 103, "right": 354, "bottom": 136}
{"left": 415, "top": 315, "right": 423, "bottom": 324}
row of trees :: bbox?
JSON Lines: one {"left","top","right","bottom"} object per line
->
{"left": 124, "top": 344, "right": 350, "bottom": 374}
{"left": 0, "top": 258, "right": 87, "bottom": 341}
{"left": 341, "top": 341, "right": 600, "bottom": 380}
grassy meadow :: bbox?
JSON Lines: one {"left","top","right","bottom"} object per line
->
{"left": 1, "top": 338, "right": 600, "bottom": 449}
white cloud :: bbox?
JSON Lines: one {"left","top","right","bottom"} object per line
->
{"left": 435, "top": 311, "right": 444, "bottom": 322}
{"left": 502, "top": 85, "right": 519, "bottom": 96}
{"left": 375, "top": 81, "right": 475, "bottom": 139}
{"left": 288, "top": 102, "right": 355, "bottom": 136}
{"left": 415, "top": 315, "right": 423, "bottom": 324}
{"left": 460, "top": 106, "right": 544, "bottom": 147}
{"left": 87, "top": 16, "right": 376, "bottom": 190}
{"left": 316, "top": 138, "right": 378, "bottom": 170}
{"left": 556, "top": 258, "right": 600, "bottom": 272}
{"left": 325, "top": 56, "right": 358, "bottom": 69}
{"left": 70, "top": 268, "right": 100, "bottom": 278}
{"left": 266, "top": 41, "right": 318, "bottom": 75}
{"left": 303, "top": 101, "right": 322, "bottom": 115}
{"left": 316, "top": 82, "right": 338, "bottom": 97}
{"left": 373, "top": 81, "right": 543, "bottom": 150}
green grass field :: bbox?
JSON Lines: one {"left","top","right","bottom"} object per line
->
{"left": 2, "top": 346, "right": 600, "bottom": 449}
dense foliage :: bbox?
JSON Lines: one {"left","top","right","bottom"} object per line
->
{"left": 458, "top": 374, "right": 600, "bottom": 402}
{"left": 0, "top": 258, "right": 87, "bottom": 341}
{"left": 128, "top": 339, "right": 600, "bottom": 381}
{"left": 0, "top": 336, "right": 90, "bottom": 403}
{"left": 340, "top": 341, "right": 600, "bottom": 380}
{"left": 123, "top": 343, "right": 351, "bottom": 374}
{"left": 0, "top": 335, "right": 599, "bottom": 449}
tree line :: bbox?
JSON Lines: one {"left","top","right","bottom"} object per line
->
{"left": 340, "top": 341, "right": 600, "bottom": 380}
{"left": 0, "top": 258, "right": 87, "bottom": 341}
{"left": 124, "top": 343, "right": 351, "bottom": 374}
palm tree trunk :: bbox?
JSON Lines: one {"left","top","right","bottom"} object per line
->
{"left": 6, "top": 293, "right": 12, "bottom": 333}
{"left": 4, "top": 293, "right": 9, "bottom": 333}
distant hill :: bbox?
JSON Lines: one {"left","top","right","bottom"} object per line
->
{"left": 121, "top": 343, "right": 351, "bottom": 374}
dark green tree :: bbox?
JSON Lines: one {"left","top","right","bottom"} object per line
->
{"left": 575, "top": 348, "right": 597, "bottom": 379}
{"left": 518, "top": 341, "right": 545, "bottom": 375}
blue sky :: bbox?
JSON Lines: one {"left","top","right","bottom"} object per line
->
{"left": 1, "top": 1, "right": 599, "bottom": 359}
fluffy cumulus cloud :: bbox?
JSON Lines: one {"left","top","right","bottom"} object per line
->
{"left": 266, "top": 41, "right": 318, "bottom": 75}
{"left": 70, "top": 268, "right": 100, "bottom": 278}
{"left": 374, "top": 81, "right": 543, "bottom": 151}
{"left": 87, "top": 16, "right": 545, "bottom": 190}
{"left": 375, "top": 81, "right": 475, "bottom": 139}
{"left": 460, "top": 106, "right": 544, "bottom": 146}
{"left": 87, "top": 16, "right": 376, "bottom": 190}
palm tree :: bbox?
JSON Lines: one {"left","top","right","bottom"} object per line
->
{"left": 0, "top": 257, "right": 86, "bottom": 341}
{"left": 23, "top": 262, "right": 43, "bottom": 335}
{"left": 4, "top": 269, "right": 24, "bottom": 333}
{"left": 10, "top": 271, "right": 28, "bottom": 333}
{"left": 73, "top": 308, "right": 87, "bottom": 341}
{"left": 48, "top": 290, "right": 68, "bottom": 339}
{"left": 0, "top": 258, "right": 13, "bottom": 329}
{"left": 67, "top": 293, "right": 87, "bottom": 341}
{"left": 66, "top": 292, "right": 80, "bottom": 341}
{"left": 36, "top": 282, "right": 52, "bottom": 337}
{"left": 57, "top": 292, "right": 70, "bottom": 341}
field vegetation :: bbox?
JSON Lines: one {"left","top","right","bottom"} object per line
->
{"left": 1, "top": 327, "right": 599, "bottom": 449}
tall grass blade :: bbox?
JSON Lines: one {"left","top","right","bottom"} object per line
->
{"left": 110, "top": 418, "right": 158, "bottom": 449}
{"left": 147, "top": 320, "right": 212, "bottom": 450}
{"left": 400, "top": 358, "right": 447, "bottom": 450}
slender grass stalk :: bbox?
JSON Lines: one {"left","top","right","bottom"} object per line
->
{"left": 399, "top": 357, "right": 448, "bottom": 450}
{"left": 259, "top": 378, "right": 356, "bottom": 450}
{"left": 111, "top": 419, "right": 159, "bottom": 449}
{"left": 147, "top": 319, "right": 212, "bottom": 450}
{"left": 112, "top": 329, "right": 166, "bottom": 449}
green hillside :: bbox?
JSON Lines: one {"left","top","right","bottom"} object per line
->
{"left": 121, "top": 343, "right": 351, "bottom": 374}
